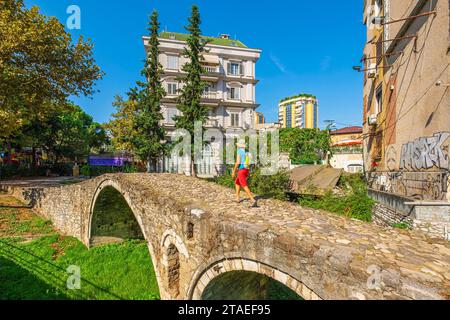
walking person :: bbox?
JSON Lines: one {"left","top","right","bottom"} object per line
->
{"left": 232, "top": 139, "right": 258, "bottom": 208}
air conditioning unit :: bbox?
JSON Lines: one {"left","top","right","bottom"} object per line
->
{"left": 368, "top": 71, "right": 377, "bottom": 79}
{"left": 367, "top": 64, "right": 377, "bottom": 79}
{"left": 368, "top": 114, "right": 378, "bottom": 126}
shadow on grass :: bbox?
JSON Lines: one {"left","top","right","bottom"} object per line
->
{"left": 0, "top": 256, "right": 69, "bottom": 300}
{"left": 0, "top": 240, "right": 125, "bottom": 300}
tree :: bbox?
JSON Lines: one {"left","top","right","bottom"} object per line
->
{"left": 19, "top": 103, "right": 108, "bottom": 164}
{"left": 105, "top": 95, "right": 138, "bottom": 152}
{"left": 0, "top": 0, "right": 103, "bottom": 140}
{"left": 279, "top": 128, "right": 332, "bottom": 165}
{"left": 174, "top": 5, "right": 209, "bottom": 177}
{"left": 131, "top": 10, "right": 166, "bottom": 172}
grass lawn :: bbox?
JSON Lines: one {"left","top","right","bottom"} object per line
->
{"left": 0, "top": 194, "right": 160, "bottom": 300}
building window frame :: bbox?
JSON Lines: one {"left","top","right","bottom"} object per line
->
{"left": 167, "top": 82, "right": 178, "bottom": 96}
{"left": 166, "top": 107, "right": 178, "bottom": 125}
{"left": 227, "top": 83, "right": 242, "bottom": 100}
{"left": 375, "top": 84, "right": 383, "bottom": 114}
{"left": 230, "top": 112, "right": 241, "bottom": 127}
{"left": 285, "top": 104, "right": 292, "bottom": 128}
{"left": 227, "top": 61, "right": 243, "bottom": 76}
{"left": 167, "top": 55, "right": 179, "bottom": 70}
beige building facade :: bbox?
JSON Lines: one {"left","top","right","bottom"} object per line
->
{"left": 142, "top": 32, "right": 261, "bottom": 176}
{"left": 143, "top": 32, "right": 261, "bottom": 134}
{"left": 329, "top": 127, "right": 364, "bottom": 173}
{"left": 362, "top": 0, "right": 450, "bottom": 239}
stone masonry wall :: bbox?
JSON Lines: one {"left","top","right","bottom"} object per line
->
{"left": 369, "top": 189, "right": 415, "bottom": 227}
{"left": 372, "top": 203, "right": 413, "bottom": 227}
{"left": 2, "top": 174, "right": 449, "bottom": 300}
{"left": 413, "top": 205, "right": 450, "bottom": 240}
{"left": 369, "top": 188, "right": 450, "bottom": 240}
{"left": 4, "top": 184, "right": 93, "bottom": 240}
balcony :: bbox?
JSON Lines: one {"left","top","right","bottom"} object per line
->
{"left": 205, "top": 119, "right": 220, "bottom": 128}
{"left": 202, "top": 91, "right": 220, "bottom": 100}
{"left": 203, "top": 66, "right": 221, "bottom": 74}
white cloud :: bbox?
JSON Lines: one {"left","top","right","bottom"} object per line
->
{"left": 269, "top": 53, "right": 287, "bottom": 74}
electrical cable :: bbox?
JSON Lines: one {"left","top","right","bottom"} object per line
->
{"left": 361, "top": 9, "right": 439, "bottom": 143}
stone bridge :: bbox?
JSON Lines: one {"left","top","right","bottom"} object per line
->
{"left": 3, "top": 174, "right": 449, "bottom": 300}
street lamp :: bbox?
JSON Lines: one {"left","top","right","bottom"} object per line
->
{"left": 324, "top": 120, "right": 336, "bottom": 131}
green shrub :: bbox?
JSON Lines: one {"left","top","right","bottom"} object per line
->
{"left": 80, "top": 164, "right": 138, "bottom": 177}
{"left": 0, "top": 163, "right": 76, "bottom": 179}
{"left": 279, "top": 128, "right": 332, "bottom": 165}
{"left": 214, "top": 166, "right": 235, "bottom": 189}
{"left": 249, "top": 167, "right": 291, "bottom": 200}
{"left": 214, "top": 166, "right": 291, "bottom": 200}
{"left": 298, "top": 173, "right": 374, "bottom": 222}
{"left": 0, "top": 165, "right": 49, "bottom": 179}
{"left": 215, "top": 170, "right": 373, "bottom": 222}
{"left": 391, "top": 222, "right": 410, "bottom": 230}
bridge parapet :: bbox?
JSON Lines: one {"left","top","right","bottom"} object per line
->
{"left": 2, "top": 173, "right": 449, "bottom": 300}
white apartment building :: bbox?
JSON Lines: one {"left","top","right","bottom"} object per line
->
{"left": 142, "top": 32, "right": 262, "bottom": 176}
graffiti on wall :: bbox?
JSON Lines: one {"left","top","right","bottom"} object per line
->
{"left": 400, "top": 132, "right": 450, "bottom": 170}
{"left": 368, "top": 171, "right": 449, "bottom": 201}
{"left": 385, "top": 145, "right": 397, "bottom": 171}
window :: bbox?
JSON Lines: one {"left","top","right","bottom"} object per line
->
{"left": 376, "top": 32, "right": 383, "bottom": 66}
{"left": 229, "top": 87, "right": 240, "bottom": 100}
{"left": 166, "top": 108, "right": 178, "bottom": 125}
{"left": 167, "top": 55, "right": 178, "bottom": 70}
{"left": 230, "top": 113, "right": 240, "bottom": 127}
{"left": 228, "top": 62, "right": 242, "bottom": 75}
{"left": 313, "top": 103, "right": 318, "bottom": 128}
{"left": 203, "top": 84, "right": 217, "bottom": 99}
{"left": 258, "top": 114, "right": 264, "bottom": 124}
{"left": 167, "top": 82, "right": 178, "bottom": 95}
{"left": 285, "top": 104, "right": 292, "bottom": 128}
{"left": 375, "top": 85, "right": 383, "bottom": 114}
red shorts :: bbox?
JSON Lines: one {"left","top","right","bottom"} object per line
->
{"left": 235, "top": 168, "right": 249, "bottom": 187}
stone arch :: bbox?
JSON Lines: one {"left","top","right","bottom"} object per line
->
{"left": 188, "top": 258, "right": 322, "bottom": 300}
{"left": 87, "top": 178, "right": 146, "bottom": 245}
{"left": 160, "top": 229, "right": 190, "bottom": 299}
{"left": 160, "top": 229, "right": 190, "bottom": 259}
{"left": 86, "top": 177, "right": 164, "bottom": 297}
{"left": 89, "top": 186, "right": 144, "bottom": 241}
{"left": 166, "top": 244, "right": 180, "bottom": 297}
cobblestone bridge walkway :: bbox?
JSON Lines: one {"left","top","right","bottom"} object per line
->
{"left": 3, "top": 173, "right": 449, "bottom": 300}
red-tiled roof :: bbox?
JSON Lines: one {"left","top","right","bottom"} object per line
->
{"left": 330, "top": 126, "right": 363, "bottom": 135}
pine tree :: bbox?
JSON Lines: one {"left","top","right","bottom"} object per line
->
{"left": 174, "top": 5, "right": 209, "bottom": 177}
{"left": 132, "top": 10, "right": 166, "bottom": 172}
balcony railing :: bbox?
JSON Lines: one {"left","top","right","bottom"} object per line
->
{"left": 202, "top": 91, "right": 219, "bottom": 99}
{"left": 203, "top": 66, "right": 220, "bottom": 74}
{"left": 205, "top": 119, "right": 219, "bottom": 128}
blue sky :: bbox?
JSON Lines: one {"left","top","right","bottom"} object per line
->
{"left": 24, "top": 0, "right": 366, "bottom": 128}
